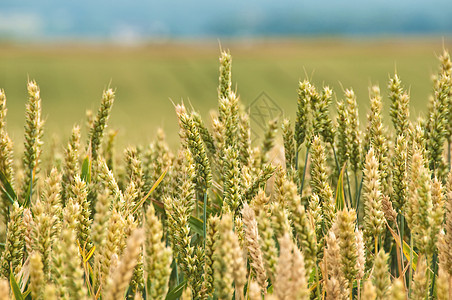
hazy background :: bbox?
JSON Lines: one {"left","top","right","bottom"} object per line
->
{"left": 0, "top": 1, "right": 451, "bottom": 147}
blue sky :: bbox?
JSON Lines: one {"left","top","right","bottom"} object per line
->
{"left": 1, "top": 0, "right": 451, "bottom": 41}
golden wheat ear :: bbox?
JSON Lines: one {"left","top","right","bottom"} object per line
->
{"left": 104, "top": 229, "right": 144, "bottom": 300}
{"left": 242, "top": 203, "right": 268, "bottom": 294}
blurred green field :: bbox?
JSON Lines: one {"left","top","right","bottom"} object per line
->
{"left": 0, "top": 38, "right": 450, "bottom": 149}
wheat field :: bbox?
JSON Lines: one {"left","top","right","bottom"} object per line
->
{"left": 0, "top": 45, "right": 451, "bottom": 299}
{"left": 0, "top": 39, "right": 449, "bottom": 148}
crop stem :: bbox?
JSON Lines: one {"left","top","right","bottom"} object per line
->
{"left": 314, "top": 263, "right": 321, "bottom": 299}
{"left": 408, "top": 236, "right": 413, "bottom": 297}
{"left": 345, "top": 167, "right": 352, "bottom": 209}
{"left": 299, "top": 145, "right": 310, "bottom": 197}
{"left": 203, "top": 190, "right": 207, "bottom": 247}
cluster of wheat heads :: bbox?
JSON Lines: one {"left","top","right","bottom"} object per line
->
{"left": 0, "top": 49, "right": 451, "bottom": 300}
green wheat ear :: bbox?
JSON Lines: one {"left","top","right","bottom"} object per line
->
{"left": 364, "top": 85, "right": 390, "bottom": 194}
{"left": 61, "top": 125, "right": 81, "bottom": 203}
{"left": 392, "top": 134, "right": 408, "bottom": 213}
{"left": 218, "top": 49, "right": 232, "bottom": 102}
{"left": 335, "top": 209, "right": 358, "bottom": 291}
{"left": 311, "top": 85, "right": 335, "bottom": 145}
{"left": 345, "top": 89, "right": 361, "bottom": 174}
{"left": 281, "top": 119, "right": 296, "bottom": 174}
{"left": 310, "top": 136, "right": 335, "bottom": 234}
{"left": 144, "top": 203, "right": 172, "bottom": 299}
{"left": 255, "top": 204, "right": 278, "bottom": 281}
{"left": 1, "top": 47, "right": 452, "bottom": 300}
{"left": 445, "top": 172, "right": 452, "bottom": 275}
{"left": 22, "top": 80, "right": 45, "bottom": 202}
{"left": 89, "top": 88, "right": 115, "bottom": 161}
{"left": 0, "top": 202, "right": 25, "bottom": 278}
{"left": 260, "top": 118, "right": 278, "bottom": 166}
{"left": 389, "top": 75, "right": 411, "bottom": 137}
{"left": 426, "top": 73, "right": 450, "bottom": 178}
{"left": 335, "top": 97, "right": 348, "bottom": 170}
{"left": 295, "top": 80, "right": 311, "bottom": 148}
{"left": 176, "top": 103, "right": 212, "bottom": 193}
{"left": 238, "top": 112, "right": 251, "bottom": 167}
{"left": 124, "top": 146, "right": 145, "bottom": 201}
{"left": 0, "top": 89, "right": 15, "bottom": 222}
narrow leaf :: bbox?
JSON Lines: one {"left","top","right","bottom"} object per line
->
{"left": 131, "top": 169, "right": 167, "bottom": 215}
{"left": 81, "top": 155, "right": 91, "bottom": 183}
{"left": 189, "top": 216, "right": 204, "bottom": 236}
{"left": 85, "top": 246, "right": 96, "bottom": 263}
{"left": 335, "top": 163, "right": 346, "bottom": 210}
{"left": 22, "top": 291, "right": 31, "bottom": 298}
{"left": 386, "top": 222, "right": 418, "bottom": 271}
{"left": 165, "top": 280, "right": 187, "bottom": 300}
{"left": 0, "top": 169, "right": 16, "bottom": 204}
{"left": 10, "top": 272, "right": 24, "bottom": 300}
{"left": 402, "top": 240, "right": 418, "bottom": 271}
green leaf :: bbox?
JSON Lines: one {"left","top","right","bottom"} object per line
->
{"left": 335, "top": 163, "right": 346, "bottom": 211}
{"left": 81, "top": 155, "right": 91, "bottom": 184}
{"left": 165, "top": 280, "right": 187, "bottom": 300}
{"left": 0, "top": 169, "right": 16, "bottom": 204}
{"left": 189, "top": 216, "right": 204, "bottom": 236}
{"left": 10, "top": 272, "right": 24, "bottom": 300}
{"left": 131, "top": 169, "right": 167, "bottom": 215}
